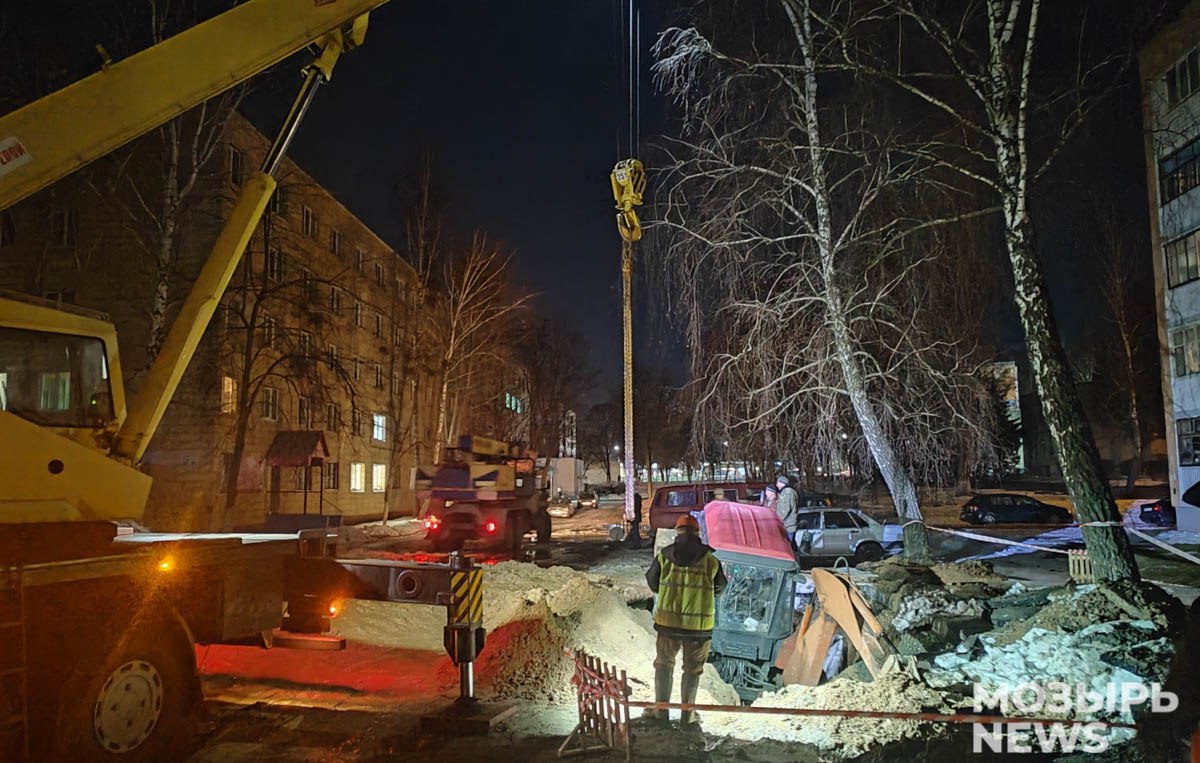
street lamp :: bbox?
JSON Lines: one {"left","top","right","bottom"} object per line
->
{"left": 613, "top": 444, "right": 621, "bottom": 452}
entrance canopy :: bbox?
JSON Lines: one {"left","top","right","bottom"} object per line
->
{"left": 264, "top": 430, "right": 328, "bottom": 467}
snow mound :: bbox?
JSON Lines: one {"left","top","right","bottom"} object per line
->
{"left": 704, "top": 673, "right": 955, "bottom": 757}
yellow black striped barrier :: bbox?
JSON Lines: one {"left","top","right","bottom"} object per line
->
{"left": 449, "top": 568, "right": 483, "bottom": 625}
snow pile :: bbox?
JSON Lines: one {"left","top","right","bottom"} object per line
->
{"left": 891, "top": 589, "right": 984, "bottom": 632}
{"left": 705, "top": 673, "right": 955, "bottom": 757}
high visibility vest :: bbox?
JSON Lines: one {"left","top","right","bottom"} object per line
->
{"left": 654, "top": 550, "right": 720, "bottom": 632}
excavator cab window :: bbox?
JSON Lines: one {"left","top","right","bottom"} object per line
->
{"left": 0, "top": 327, "right": 114, "bottom": 427}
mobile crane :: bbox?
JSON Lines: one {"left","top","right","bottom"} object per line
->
{"left": 0, "top": 2, "right": 490, "bottom": 760}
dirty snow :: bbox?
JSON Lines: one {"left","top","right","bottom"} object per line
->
{"left": 891, "top": 589, "right": 984, "bottom": 632}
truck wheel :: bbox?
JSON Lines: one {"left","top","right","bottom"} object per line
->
{"left": 54, "top": 615, "right": 200, "bottom": 762}
{"left": 853, "top": 542, "right": 884, "bottom": 564}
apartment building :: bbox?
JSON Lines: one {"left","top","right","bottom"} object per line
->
{"left": 1141, "top": 0, "right": 1200, "bottom": 530}
{"left": 0, "top": 111, "right": 438, "bottom": 530}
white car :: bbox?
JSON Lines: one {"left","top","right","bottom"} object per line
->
{"left": 793, "top": 507, "right": 900, "bottom": 563}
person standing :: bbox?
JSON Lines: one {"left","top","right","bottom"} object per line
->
{"left": 644, "top": 514, "right": 727, "bottom": 726}
{"left": 761, "top": 484, "right": 778, "bottom": 511}
{"left": 775, "top": 475, "right": 799, "bottom": 544}
{"left": 625, "top": 492, "right": 644, "bottom": 548}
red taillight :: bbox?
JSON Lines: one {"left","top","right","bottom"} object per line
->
{"left": 424, "top": 514, "right": 442, "bottom": 530}
{"left": 484, "top": 519, "right": 498, "bottom": 534}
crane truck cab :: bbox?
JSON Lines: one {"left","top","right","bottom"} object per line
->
{"left": 416, "top": 435, "right": 551, "bottom": 553}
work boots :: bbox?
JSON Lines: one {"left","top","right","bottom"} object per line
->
{"left": 679, "top": 673, "right": 700, "bottom": 727}
{"left": 641, "top": 666, "right": 673, "bottom": 722}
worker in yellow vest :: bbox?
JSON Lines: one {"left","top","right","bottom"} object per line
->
{"left": 644, "top": 513, "right": 727, "bottom": 726}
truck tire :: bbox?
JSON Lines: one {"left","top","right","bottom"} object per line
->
{"left": 53, "top": 613, "right": 200, "bottom": 762}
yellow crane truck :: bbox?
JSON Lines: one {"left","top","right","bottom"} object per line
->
{"left": 0, "top": 2, "right": 488, "bottom": 760}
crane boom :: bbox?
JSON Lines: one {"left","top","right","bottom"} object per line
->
{"left": 0, "top": 0, "right": 387, "bottom": 210}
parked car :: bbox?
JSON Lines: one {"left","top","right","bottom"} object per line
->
{"left": 547, "top": 494, "right": 577, "bottom": 518}
{"left": 1138, "top": 498, "right": 1177, "bottom": 527}
{"left": 578, "top": 489, "right": 599, "bottom": 509}
{"left": 960, "top": 493, "right": 1073, "bottom": 525}
{"left": 648, "top": 482, "right": 833, "bottom": 530}
{"left": 793, "top": 507, "right": 897, "bottom": 564}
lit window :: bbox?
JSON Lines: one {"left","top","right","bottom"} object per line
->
{"left": 220, "top": 375, "right": 237, "bottom": 414}
{"left": 372, "top": 463, "right": 387, "bottom": 493}
{"left": 38, "top": 372, "right": 70, "bottom": 411}
{"left": 261, "top": 387, "right": 279, "bottom": 420}
{"left": 350, "top": 462, "right": 366, "bottom": 492}
{"left": 302, "top": 206, "right": 318, "bottom": 238}
{"left": 372, "top": 413, "right": 388, "bottom": 442}
{"left": 229, "top": 146, "right": 244, "bottom": 186}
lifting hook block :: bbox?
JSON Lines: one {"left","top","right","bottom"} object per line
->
{"left": 610, "top": 158, "right": 646, "bottom": 243}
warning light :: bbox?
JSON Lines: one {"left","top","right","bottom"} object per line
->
{"left": 327, "top": 601, "right": 341, "bottom": 618}
{"left": 484, "top": 520, "right": 498, "bottom": 534}
{"left": 423, "top": 514, "right": 442, "bottom": 530}
{"left": 157, "top": 558, "right": 174, "bottom": 572}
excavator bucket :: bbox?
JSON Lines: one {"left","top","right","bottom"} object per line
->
{"left": 777, "top": 568, "right": 893, "bottom": 686}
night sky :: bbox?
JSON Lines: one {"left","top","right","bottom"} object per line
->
{"left": 241, "top": 1, "right": 665, "bottom": 396}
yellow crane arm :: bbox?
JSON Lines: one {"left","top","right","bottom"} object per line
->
{"left": 0, "top": 0, "right": 387, "bottom": 211}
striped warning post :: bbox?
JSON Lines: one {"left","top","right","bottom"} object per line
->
{"left": 449, "top": 569, "right": 483, "bottom": 625}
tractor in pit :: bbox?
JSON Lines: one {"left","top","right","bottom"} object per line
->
{"left": 415, "top": 435, "right": 551, "bottom": 552}
{"left": 698, "top": 500, "right": 801, "bottom": 702}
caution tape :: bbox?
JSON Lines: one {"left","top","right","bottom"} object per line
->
{"left": 1126, "top": 528, "right": 1200, "bottom": 567}
{"left": 924, "top": 525, "right": 1074, "bottom": 556}
{"left": 449, "top": 568, "right": 483, "bottom": 625}
{"left": 923, "top": 524, "right": 1200, "bottom": 567}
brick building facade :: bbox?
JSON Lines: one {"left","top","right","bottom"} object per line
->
{"left": 0, "top": 112, "right": 444, "bottom": 530}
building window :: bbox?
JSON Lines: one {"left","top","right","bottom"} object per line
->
{"left": 357, "top": 248, "right": 366, "bottom": 272}
{"left": 262, "top": 316, "right": 277, "bottom": 349}
{"left": 374, "top": 364, "right": 384, "bottom": 389}
{"left": 372, "top": 463, "right": 387, "bottom": 493}
{"left": 326, "top": 344, "right": 339, "bottom": 367}
{"left": 220, "top": 375, "right": 237, "bottom": 414}
{"left": 354, "top": 301, "right": 364, "bottom": 328}
{"left": 1166, "top": 230, "right": 1200, "bottom": 288}
{"left": 229, "top": 146, "right": 245, "bottom": 186}
{"left": 374, "top": 262, "right": 385, "bottom": 286}
{"left": 374, "top": 312, "right": 384, "bottom": 338}
{"left": 351, "top": 407, "right": 363, "bottom": 436}
{"left": 261, "top": 386, "right": 279, "bottom": 420}
{"left": 1160, "top": 137, "right": 1200, "bottom": 204}
{"left": 298, "top": 395, "right": 312, "bottom": 427}
{"left": 270, "top": 185, "right": 289, "bottom": 216}
{"left": 1171, "top": 325, "right": 1200, "bottom": 377}
{"left": 372, "top": 412, "right": 388, "bottom": 442}
{"left": 302, "top": 206, "right": 318, "bottom": 238}
{"left": 298, "top": 331, "right": 312, "bottom": 355}
{"left": 329, "top": 285, "right": 342, "bottom": 313}
{"left": 293, "top": 466, "right": 312, "bottom": 491}
{"left": 265, "top": 247, "right": 284, "bottom": 282}
{"left": 504, "top": 392, "right": 524, "bottom": 414}
{"left": 1179, "top": 418, "right": 1200, "bottom": 465}
{"left": 329, "top": 228, "right": 342, "bottom": 256}
{"left": 51, "top": 208, "right": 77, "bottom": 248}
{"left": 350, "top": 462, "right": 366, "bottom": 492}
{"left": 1167, "top": 48, "right": 1200, "bottom": 109}
{"left": 353, "top": 357, "right": 363, "bottom": 381}
{"left": 392, "top": 373, "right": 401, "bottom": 395}
{"left": 0, "top": 211, "right": 14, "bottom": 246}
{"left": 326, "top": 402, "right": 340, "bottom": 430}
{"left": 324, "top": 462, "right": 340, "bottom": 490}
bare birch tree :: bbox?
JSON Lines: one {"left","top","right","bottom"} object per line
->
{"left": 653, "top": 0, "right": 1000, "bottom": 561}
{"left": 851, "top": 0, "right": 1143, "bottom": 580}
